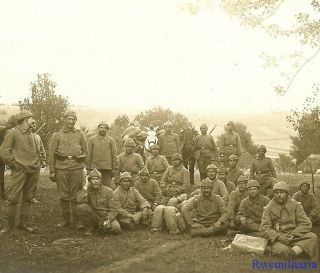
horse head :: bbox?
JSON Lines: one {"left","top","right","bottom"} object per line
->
{"left": 144, "top": 128, "right": 158, "bottom": 151}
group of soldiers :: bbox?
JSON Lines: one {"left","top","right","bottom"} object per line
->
{"left": 0, "top": 109, "right": 319, "bottom": 261}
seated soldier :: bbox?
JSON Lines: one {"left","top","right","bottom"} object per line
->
{"left": 218, "top": 166, "right": 235, "bottom": 194}
{"left": 113, "top": 172, "right": 151, "bottom": 230}
{"left": 134, "top": 167, "right": 162, "bottom": 211}
{"left": 292, "top": 181, "right": 320, "bottom": 225}
{"left": 260, "top": 182, "right": 318, "bottom": 261}
{"left": 249, "top": 145, "right": 278, "bottom": 198}
{"left": 181, "top": 179, "right": 228, "bottom": 237}
{"left": 189, "top": 164, "right": 229, "bottom": 204}
{"left": 145, "top": 144, "right": 169, "bottom": 184}
{"left": 77, "top": 169, "right": 121, "bottom": 236}
{"left": 151, "top": 154, "right": 189, "bottom": 234}
{"left": 235, "top": 180, "right": 270, "bottom": 234}
{"left": 227, "top": 175, "right": 248, "bottom": 229}
{"left": 227, "top": 154, "right": 243, "bottom": 186}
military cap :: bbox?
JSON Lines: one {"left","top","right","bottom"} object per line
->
{"left": 163, "top": 121, "right": 172, "bottom": 127}
{"left": 17, "top": 110, "right": 34, "bottom": 122}
{"left": 201, "top": 178, "right": 213, "bottom": 188}
{"left": 246, "top": 179, "right": 260, "bottom": 189}
{"left": 63, "top": 110, "right": 77, "bottom": 118}
{"left": 171, "top": 153, "right": 182, "bottom": 162}
{"left": 150, "top": 144, "right": 160, "bottom": 150}
{"left": 218, "top": 166, "right": 228, "bottom": 174}
{"left": 206, "top": 164, "right": 218, "bottom": 172}
{"left": 0, "top": 125, "right": 5, "bottom": 131}
{"left": 299, "top": 180, "right": 310, "bottom": 188}
{"left": 98, "top": 121, "right": 110, "bottom": 129}
{"left": 273, "top": 181, "right": 289, "bottom": 193}
{"left": 140, "top": 167, "right": 150, "bottom": 175}
{"left": 237, "top": 175, "right": 249, "bottom": 184}
{"left": 200, "top": 123, "right": 208, "bottom": 129}
{"left": 119, "top": 172, "right": 132, "bottom": 181}
{"left": 228, "top": 154, "right": 239, "bottom": 161}
{"left": 87, "top": 168, "right": 102, "bottom": 180}
{"left": 124, "top": 138, "right": 135, "bottom": 147}
{"left": 227, "top": 121, "right": 235, "bottom": 126}
{"left": 257, "top": 145, "right": 267, "bottom": 152}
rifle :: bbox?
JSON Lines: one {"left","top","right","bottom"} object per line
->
{"left": 36, "top": 122, "right": 46, "bottom": 134}
{"left": 209, "top": 124, "right": 217, "bottom": 135}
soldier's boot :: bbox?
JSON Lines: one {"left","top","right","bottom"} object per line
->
{"left": 71, "top": 201, "right": 84, "bottom": 230}
{"left": 0, "top": 216, "right": 15, "bottom": 234}
{"left": 18, "top": 215, "right": 35, "bottom": 233}
{"left": 56, "top": 201, "right": 70, "bottom": 228}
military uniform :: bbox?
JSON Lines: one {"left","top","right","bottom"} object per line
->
{"left": 32, "top": 132, "right": 46, "bottom": 199}
{"left": 249, "top": 156, "right": 278, "bottom": 197}
{"left": 77, "top": 170, "right": 121, "bottom": 235}
{"left": 292, "top": 191, "right": 320, "bottom": 225}
{"left": 0, "top": 125, "right": 8, "bottom": 200}
{"left": 49, "top": 126, "right": 88, "bottom": 226}
{"left": 227, "top": 167, "right": 243, "bottom": 186}
{"left": 260, "top": 196, "right": 318, "bottom": 260}
{"left": 236, "top": 194, "right": 270, "bottom": 233}
{"left": 113, "top": 186, "right": 150, "bottom": 230}
{"left": 219, "top": 131, "right": 241, "bottom": 167}
{"left": 227, "top": 189, "right": 247, "bottom": 226}
{"left": 116, "top": 152, "right": 144, "bottom": 185}
{"left": 182, "top": 192, "right": 228, "bottom": 237}
{"left": 87, "top": 134, "right": 118, "bottom": 188}
{"left": 158, "top": 132, "right": 181, "bottom": 165}
{"left": 145, "top": 154, "right": 169, "bottom": 183}
{"left": 134, "top": 176, "right": 162, "bottom": 207}
{"left": 194, "top": 134, "right": 218, "bottom": 180}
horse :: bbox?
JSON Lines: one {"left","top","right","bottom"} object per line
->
{"left": 143, "top": 126, "right": 159, "bottom": 159}
{"left": 179, "top": 128, "right": 198, "bottom": 184}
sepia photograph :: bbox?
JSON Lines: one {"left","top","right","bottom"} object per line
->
{"left": 0, "top": 0, "right": 319, "bottom": 272}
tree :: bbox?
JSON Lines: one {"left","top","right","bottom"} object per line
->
{"left": 134, "top": 106, "right": 192, "bottom": 132}
{"left": 278, "top": 153, "right": 293, "bottom": 173}
{"left": 19, "top": 73, "right": 69, "bottom": 152}
{"left": 181, "top": 0, "right": 320, "bottom": 95}
{"left": 113, "top": 115, "right": 130, "bottom": 127}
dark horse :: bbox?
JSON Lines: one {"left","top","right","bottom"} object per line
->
{"left": 179, "top": 128, "right": 198, "bottom": 184}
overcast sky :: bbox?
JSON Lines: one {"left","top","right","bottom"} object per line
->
{"left": 0, "top": 0, "right": 319, "bottom": 113}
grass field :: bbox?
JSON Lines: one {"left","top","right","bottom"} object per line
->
{"left": 0, "top": 174, "right": 319, "bottom": 273}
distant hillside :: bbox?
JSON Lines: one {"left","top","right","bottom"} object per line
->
{"left": 0, "top": 105, "right": 294, "bottom": 155}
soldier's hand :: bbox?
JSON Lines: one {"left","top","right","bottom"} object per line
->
{"left": 126, "top": 213, "right": 134, "bottom": 220}
{"left": 213, "top": 221, "right": 222, "bottom": 229}
{"left": 102, "top": 219, "right": 111, "bottom": 229}
{"left": 151, "top": 203, "right": 159, "bottom": 210}
{"left": 49, "top": 172, "right": 56, "bottom": 182}
{"left": 41, "top": 161, "right": 46, "bottom": 168}
{"left": 191, "top": 222, "right": 202, "bottom": 229}
{"left": 142, "top": 207, "right": 149, "bottom": 221}
{"left": 277, "top": 234, "right": 291, "bottom": 245}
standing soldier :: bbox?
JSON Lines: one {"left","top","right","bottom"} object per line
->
{"left": 194, "top": 123, "right": 218, "bottom": 180}
{"left": 30, "top": 121, "right": 46, "bottom": 203}
{"left": 115, "top": 138, "right": 144, "bottom": 186}
{"left": 227, "top": 154, "right": 243, "bottom": 186}
{"left": 86, "top": 121, "right": 118, "bottom": 189}
{"left": 219, "top": 121, "right": 241, "bottom": 167}
{"left": 145, "top": 144, "right": 169, "bottom": 184}
{"left": 249, "top": 145, "right": 278, "bottom": 198}
{"left": 49, "top": 110, "right": 88, "bottom": 228}
{"left": 0, "top": 110, "right": 39, "bottom": 233}
{"left": 0, "top": 124, "right": 7, "bottom": 200}
{"left": 158, "top": 121, "right": 181, "bottom": 165}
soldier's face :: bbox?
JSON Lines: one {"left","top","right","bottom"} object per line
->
{"left": 140, "top": 174, "right": 149, "bottom": 183}
{"left": 300, "top": 184, "right": 309, "bottom": 194}
{"left": 207, "top": 169, "right": 217, "bottom": 180}
{"left": 257, "top": 149, "right": 265, "bottom": 157}
{"left": 218, "top": 172, "right": 227, "bottom": 182}
{"left": 247, "top": 187, "right": 259, "bottom": 198}
{"left": 90, "top": 177, "right": 101, "bottom": 189}
{"left": 200, "top": 127, "right": 207, "bottom": 134}
{"left": 227, "top": 124, "right": 234, "bottom": 132}
{"left": 26, "top": 117, "right": 36, "bottom": 129}
{"left": 125, "top": 145, "right": 134, "bottom": 153}
{"left": 164, "top": 126, "right": 172, "bottom": 133}
{"left": 228, "top": 159, "right": 237, "bottom": 168}
{"left": 65, "top": 116, "right": 76, "bottom": 129}
{"left": 151, "top": 149, "right": 159, "bottom": 156}
{"left": 273, "top": 190, "right": 288, "bottom": 205}
{"left": 238, "top": 182, "right": 247, "bottom": 192}
{"left": 201, "top": 186, "right": 213, "bottom": 197}
{"left": 120, "top": 178, "right": 131, "bottom": 190}
{"left": 98, "top": 125, "right": 108, "bottom": 136}
{"left": 172, "top": 159, "right": 182, "bottom": 167}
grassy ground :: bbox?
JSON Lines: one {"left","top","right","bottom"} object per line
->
{"left": 0, "top": 174, "right": 319, "bottom": 273}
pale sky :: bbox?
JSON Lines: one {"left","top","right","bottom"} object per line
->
{"left": 0, "top": 0, "right": 319, "bottom": 113}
